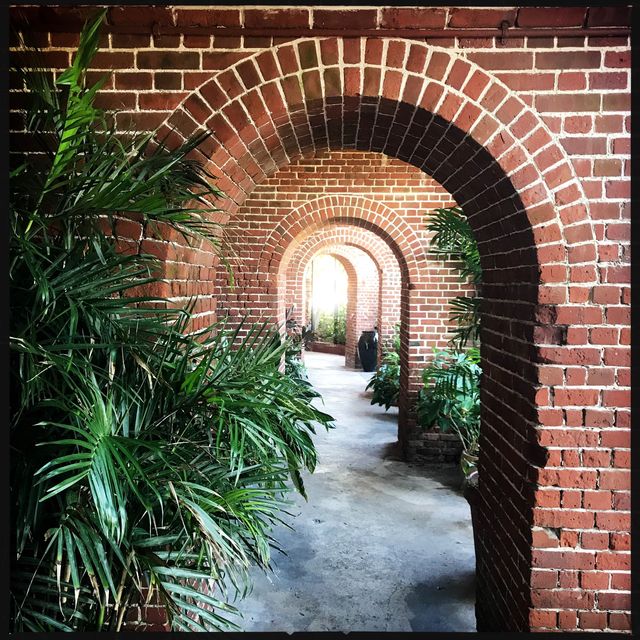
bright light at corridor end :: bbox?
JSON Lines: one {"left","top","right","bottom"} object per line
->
{"left": 309, "top": 254, "right": 348, "bottom": 314}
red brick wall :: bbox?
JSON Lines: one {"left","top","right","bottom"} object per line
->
{"left": 217, "top": 149, "right": 461, "bottom": 361}
{"left": 10, "top": 5, "right": 631, "bottom": 634}
{"left": 215, "top": 151, "right": 470, "bottom": 465}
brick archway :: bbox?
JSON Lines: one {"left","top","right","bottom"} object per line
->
{"left": 298, "top": 246, "right": 379, "bottom": 368}
{"left": 287, "top": 234, "right": 392, "bottom": 368}
{"left": 270, "top": 194, "right": 420, "bottom": 280}
{"left": 163, "top": 37, "right": 595, "bottom": 252}
{"left": 159, "top": 37, "right": 613, "bottom": 633}
{"left": 266, "top": 196, "right": 431, "bottom": 438}
{"left": 284, "top": 224, "right": 402, "bottom": 360}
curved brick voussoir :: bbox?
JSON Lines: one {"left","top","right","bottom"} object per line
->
{"left": 266, "top": 195, "right": 420, "bottom": 285}
{"left": 167, "top": 37, "right": 596, "bottom": 273}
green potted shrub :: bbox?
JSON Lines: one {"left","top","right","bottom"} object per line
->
{"left": 366, "top": 325, "right": 400, "bottom": 410}
{"left": 419, "top": 206, "right": 482, "bottom": 484}
{"left": 416, "top": 347, "right": 481, "bottom": 479}
{"left": 9, "top": 12, "right": 334, "bottom": 631}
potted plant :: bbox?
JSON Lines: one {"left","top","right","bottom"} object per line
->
{"left": 416, "top": 347, "right": 481, "bottom": 483}
{"left": 9, "top": 12, "right": 335, "bottom": 631}
{"left": 366, "top": 325, "right": 401, "bottom": 410}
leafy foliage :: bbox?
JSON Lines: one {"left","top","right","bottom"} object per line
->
{"left": 416, "top": 348, "right": 481, "bottom": 456}
{"left": 422, "top": 207, "right": 482, "bottom": 475}
{"left": 366, "top": 325, "right": 401, "bottom": 411}
{"left": 10, "top": 10, "right": 333, "bottom": 632}
{"left": 426, "top": 206, "right": 481, "bottom": 285}
{"left": 284, "top": 338, "right": 310, "bottom": 388}
{"left": 366, "top": 351, "right": 400, "bottom": 411}
{"left": 448, "top": 296, "right": 481, "bottom": 352}
{"left": 313, "top": 305, "right": 346, "bottom": 345}
{"left": 426, "top": 207, "right": 481, "bottom": 349}
{"left": 284, "top": 308, "right": 310, "bottom": 384}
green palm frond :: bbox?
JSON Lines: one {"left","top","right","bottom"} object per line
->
{"left": 425, "top": 206, "right": 482, "bottom": 349}
{"left": 426, "top": 207, "right": 481, "bottom": 286}
{"left": 10, "top": 8, "right": 334, "bottom": 633}
{"left": 448, "top": 296, "right": 481, "bottom": 350}
{"left": 416, "top": 347, "right": 481, "bottom": 438}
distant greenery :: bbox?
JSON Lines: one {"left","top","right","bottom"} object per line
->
{"left": 284, "top": 311, "right": 310, "bottom": 385}
{"left": 313, "top": 305, "right": 346, "bottom": 345}
{"left": 366, "top": 324, "right": 400, "bottom": 411}
{"left": 285, "top": 340, "right": 309, "bottom": 382}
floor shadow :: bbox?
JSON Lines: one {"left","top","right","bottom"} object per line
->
{"left": 381, "top": 440, "right": 404, "bottom": 461}
{"left": 405, "top": 570, "right": 476, "bottom": 632}
{"left": 405, "top": 463, "right": 465, "bottom": 494}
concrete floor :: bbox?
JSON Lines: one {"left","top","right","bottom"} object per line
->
{"left": 234, "top": 351, "right": 476, "bottom": 632}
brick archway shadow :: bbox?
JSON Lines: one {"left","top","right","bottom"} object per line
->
{"left": 159, "top": 37, "right": 603, "bottom": 633}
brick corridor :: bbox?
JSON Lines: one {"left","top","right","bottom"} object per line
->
{"left": 10, "top": 6, "right": 631, "bottom": 632}
{"left": 236, "top": 352, "right": 476, "bottom": 632}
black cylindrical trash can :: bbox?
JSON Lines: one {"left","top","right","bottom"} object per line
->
{"left": 358, "top": 330, "right": 378, "bottom": 372}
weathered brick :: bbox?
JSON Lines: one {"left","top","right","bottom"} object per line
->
{"left": 381, "top": 8, "right": 446, "bottom": 29}
{"left": 245, "top": 9, "right": 308, "bottom": 28}
{"left": 536, "top": 51, "right": 600, "bottom": 70}
{"left": 138, "top": 51, "right": 200, "bottom": 70}
{"left": 467, "top": 52, "right": 533, "bottom": 71}
{"left": 536, "top": 93, "right": 600, "bottom": 113}
{"left": 449, "top": 8, "right": 517, "bottom": 28}
{"left": 517, "top": 7, "right": 587, "bottom": 27}
{"left": 313, "top": 9, "right": 377, "bottom": 29}
{"left": 175, "top": 9, "right": 241, "bottom": 28}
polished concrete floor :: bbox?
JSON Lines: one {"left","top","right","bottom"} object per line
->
{"left": 234, "top": 351, "right": 476, "bottom": 632}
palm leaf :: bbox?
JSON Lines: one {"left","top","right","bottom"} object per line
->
{"left": 10, "top": 7, "right": 335, "bottom": 633}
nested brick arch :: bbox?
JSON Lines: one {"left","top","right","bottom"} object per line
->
{"left": 266, "top": 192, "right": 470, "bottom": 475}
{"left": 161, "top": 36, "right": 596, "bottom": 253}
{"left": 270, "top": 196, "right": 421, "bottom": 408}
{"left": 283, "top": 224, "right": 402, "bottom": 365}
{"left": 158, "top": 37, "right": 609, "bottom": 634}
{"left": 285, "top": 228, "right": 396, "bottom": 368}
{"left": 302, "top": 245, "right": 380, "bottom": 369}
{"left": 269, "top": 194, "right": 420, "bottom": 283}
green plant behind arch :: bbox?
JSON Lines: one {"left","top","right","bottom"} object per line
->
{"left": 426, "top": 206, "right": 481, "bottom": 350}
{"left": 10, "top": 10, "right": 333, "bottom": 632}
{"left": 418, "top": 207, "right": 482, "bottom": 476}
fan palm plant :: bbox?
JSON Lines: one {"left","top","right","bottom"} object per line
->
{"left": 10, "top": 10, "right": 333, "bottom": 632}
{"left": 426, "top": 206, "right": 481, "bottom": 349}
{"left": 416, "top": 348, "right": 481, "bottom": 437}
{"left": 422, "top": 207, "right": 482, "bottom": 474}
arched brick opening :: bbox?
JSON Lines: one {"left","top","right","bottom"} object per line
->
{"left": 297, "top": 246, "right": 379, "bottom": 368}
{"left": 157, "top": 38, "right": 610, "bottom": 632}
{"left": 264, "top": 195, "right": 436, "bottom": 444}
{"left": 280, "top": 205, "right": 402, "bottom": 338}
{"left": 287, "top": 239, "right": 384, "bottom": 368}
{"left": 284, "top": 224, "right": 402, "bottom": 365}
{"left": 306, "top": 251, "right": 359, "bottom": 359}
